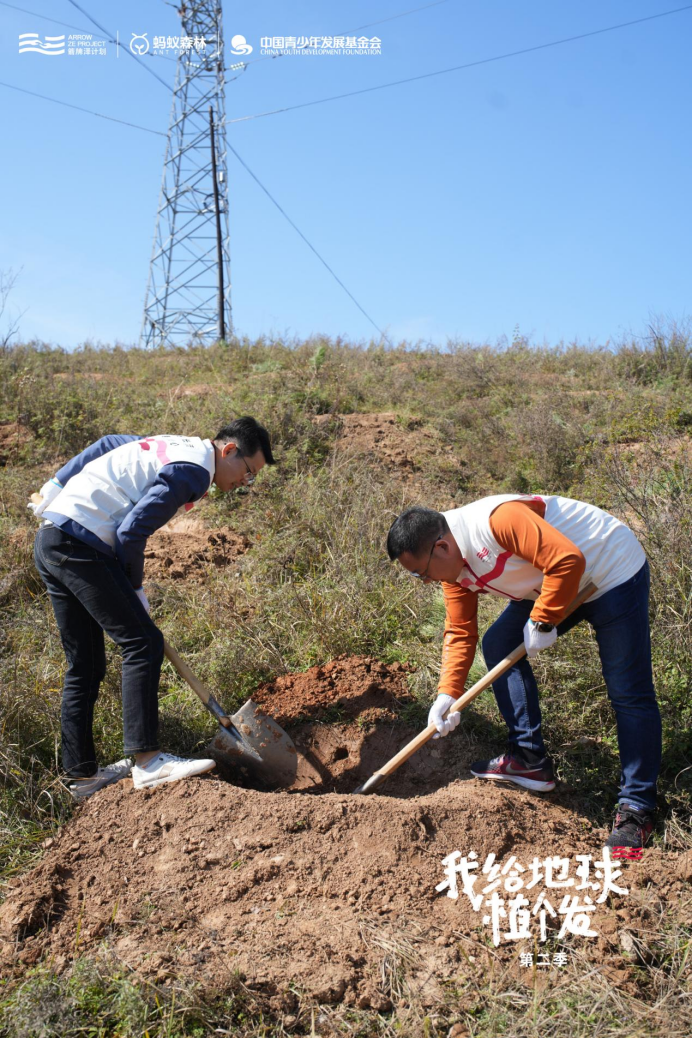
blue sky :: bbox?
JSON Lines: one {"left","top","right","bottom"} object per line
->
{"left": 1, "top": 1, "right": 690, "bottom": 348}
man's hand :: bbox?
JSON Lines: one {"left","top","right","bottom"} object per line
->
{"left": 428, "top": 693, "right": 461, "bottom": 739}
{"left": 27, "top": 479, "right": 62, "bottom": 517}
{"left": 523, "top": 619, "right": 557, "bottom": 658}
{"left": 135, "top": 587, "right": 150, "bottom": 614}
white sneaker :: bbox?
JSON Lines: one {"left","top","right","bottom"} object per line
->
{"left": 68, "top": 758, "right": 133, "bottom": 801}
{"left": 131, "top": 752, "right": 216, "bottom": 789}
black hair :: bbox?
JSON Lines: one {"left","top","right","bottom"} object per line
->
{"left": 386, "top": 507, "right": 448, "bottom": 561}
{"left": 214, "top": 417, "right": 276, "bottom": 466}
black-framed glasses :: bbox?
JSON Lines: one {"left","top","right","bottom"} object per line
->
{"left": 410, "top": 539, "right": 439, "bottom": 580}
{"left": 237, "top": 451, "right": 256, "bottom": 485}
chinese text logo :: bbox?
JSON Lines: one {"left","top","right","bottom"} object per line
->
{"left": 436, "top": 849, "right": 628, "bottom": 947}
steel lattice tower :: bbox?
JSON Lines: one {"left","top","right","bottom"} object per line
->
{"left": 140, "top": 2, "right": 231, "bottom": 348}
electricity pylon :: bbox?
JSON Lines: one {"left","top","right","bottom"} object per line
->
{"left": 140, "top": 1, "right": 231, "bottom": 348}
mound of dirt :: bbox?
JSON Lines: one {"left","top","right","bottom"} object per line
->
{"left": 1, "top": 689, "right": 688, "bottom": 1010}
{"left": 0, "top": 420, "right": 33, "bottom": 465}
{"left": 144, "top": 515, "right": 248, "bottom": 581}
{"left": 618, "top": 435, "right": 691, "bottom": 462}
{"left": 254, "top": 655, "right": 413, "bottom": 727}
{"left": 54, "top": 372, "right": 110, "bottom": 382}
{"left": 313, "top": 412, "right": 457, "bottom": 483}
{"left": 159, "top": 382, "right": 221, "bottom": 399}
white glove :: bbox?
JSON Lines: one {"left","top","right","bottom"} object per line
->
{"left": 135, "top": 587, "right": 150, "bottom": 614}
{"left": 523, "top": 619, "right": 557, "bottom": 658}
{"left": 27, "top": 478, "right": 63, "bottom": 517}
{"left": 428, "top": 693, "right": 461, "bottom": 739}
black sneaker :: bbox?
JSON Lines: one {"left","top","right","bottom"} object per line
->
{"left": 604, "top": 805, "right": 654, "bottom": 850}
{"left": 470, "top": 745, "right": 555, "bottom": 793}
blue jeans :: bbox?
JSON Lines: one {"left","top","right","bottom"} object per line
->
{"left": 481, "top": 561, "right": 660, "bottom": 812}
{"left": 34, "top": 524, "right": 163, "bottom": 777}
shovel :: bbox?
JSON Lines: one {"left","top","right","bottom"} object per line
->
{"left": 164, "top": 640, "right": 299, "bottom": 787}
{"left": 31, "top": 491, "right": 299, "bottom": 786}
{"left": 355, "top": 581, "right": 598, "bottom": 795}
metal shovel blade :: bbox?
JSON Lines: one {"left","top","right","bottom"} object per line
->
{"left": 162, "top": 640, "right": 299, "bottom": 788}
{"left": 207, "top": 699, "right": 299, "bottom": 787}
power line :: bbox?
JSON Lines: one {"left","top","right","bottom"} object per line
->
{"left": 347, "top": 0, "right": 452, "bottom": 34}
{"left": 0, "top": 79, "right": 166, "bottom": 135}
{"left": 1, "top": 0, "right": 101, "bottom": 34}
{"left": 7, "top": 5, "right": 686, "bottom": 341}
{"left": 227, "top": 142, "right": 390, "bottom": 343}
{"left": 238, "top": 0, "right": 453, "bottom": 71}
{"left": 226, "top": 5, "right": 692, "bottom": 125}
{"left": 4, "top": 5, "right": 388, "bottom": 340}
{"left": 0, "top": 0, "right": 178, "bottom": 62}
{"left": 0, "top": 77, "right": 388, "bottom": 338}
{"left": 0, "top": 54, "right": 245, "bottom": 131}
{"left": 65, "top": 0, "right": 174, "bottom": 91}
{"left": 2, "top": 0, "right": 243, "bottom": 76}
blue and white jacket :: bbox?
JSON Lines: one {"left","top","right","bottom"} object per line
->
{"left": 44, "top": 434, "right": 215, "bottom": 588}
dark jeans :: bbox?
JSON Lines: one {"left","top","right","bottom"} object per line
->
{"left": 34, "top": 524, "right": 163, "bottom": 777}
{"left": 481, "top": 561, "right": 661, "bottom": 812}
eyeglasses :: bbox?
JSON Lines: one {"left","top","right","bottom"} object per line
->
{"left": 237, "top": 451, "right": 256, "bottom": 486}
{"left": 410, "top": 539, "right": 439, "bottom": 580}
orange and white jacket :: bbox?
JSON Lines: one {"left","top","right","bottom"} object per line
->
{"left": 437, "top": 494, "right": 645, "bottom": 699}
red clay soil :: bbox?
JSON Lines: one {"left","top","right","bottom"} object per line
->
{"left": 162, "top": 382, "right": 221, "bottom": 398}
{"left": 618, "top": 435, "right": 691, "bottom": 463}
{"left": 0, "top": 420, "right": 33, "bottom": 466}
{"left": 54, "top": 372, "right": 110, "bottom": 382}
{"left": 144, "top": 515, "right": 248, "bottom": 582}
{"left": 253, "top": 655, "right": 413, "bottom": 727}
{"left": 0, "top": 657, "right": 689, "bottom": 1014}
{"left": 313, "top": 412, "right": 457, "bottom": 483}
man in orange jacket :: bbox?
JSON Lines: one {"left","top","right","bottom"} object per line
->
{"left": 386, "top": 493, "right": 661, "bottom": 850}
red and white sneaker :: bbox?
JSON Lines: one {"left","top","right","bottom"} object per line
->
{"left": 470, "top": 746, "right": 556, "bottom": 792}
{"left": 604, "top": 805, "right": 654, "bottom": 851}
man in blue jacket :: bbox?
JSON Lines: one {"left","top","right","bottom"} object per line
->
{"left": 31, "top": 417, "right": 274, "bottom": 800}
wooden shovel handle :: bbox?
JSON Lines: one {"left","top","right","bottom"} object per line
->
{"left": 372, "top": 580, "right": 598, "bottom": 782}
{"left": 163, "top": 639, "right": 232, "bottom": 727}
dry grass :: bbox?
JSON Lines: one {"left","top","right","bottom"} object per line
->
{"left": 0, "top": 330, "right": 690, "bottom": 1037}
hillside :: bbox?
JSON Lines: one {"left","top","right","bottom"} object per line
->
{"left": 0, "top": 329, "right": 690, "bottom": 1038}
